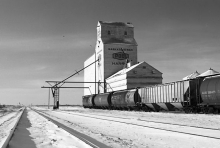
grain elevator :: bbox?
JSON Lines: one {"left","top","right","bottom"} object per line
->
{"left": 84, "top": 21, "right": 163, "bottom": 95}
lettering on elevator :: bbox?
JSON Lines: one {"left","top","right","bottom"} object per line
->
{"left": 112, "top": 52, "right": 129, "bottom": 60}
{"left": 108, "top": 48, "right": 133, "bottom": 51}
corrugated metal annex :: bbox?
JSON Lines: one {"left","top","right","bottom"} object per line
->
{"left": 106, "top": 61, "right": 163, "bottom": 92}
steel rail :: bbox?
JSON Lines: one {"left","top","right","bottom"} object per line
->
{"left": 31, "top": 108, "right": 111, "bottom": 148}
{"left": 61, "top": 111, "right": 220, "bottom": 131}
{"left": 51, "top": 110, "right": 220, "bottom": 140}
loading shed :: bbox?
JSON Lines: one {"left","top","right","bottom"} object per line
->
{"left": 106, "top": 61, "right": 163, "bottom": 92}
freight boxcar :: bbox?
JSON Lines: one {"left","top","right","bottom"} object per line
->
{"left": 138, "top": 79, "right": 197, "bottom": 111}
{"left": 93, "top": 92, "right": 113, "bottom": 109}
{"left": 111, "top": 89, "right": 141, "bottom": 110}
{"left": 200, "top": 75, "right": 220, "bottom": 113}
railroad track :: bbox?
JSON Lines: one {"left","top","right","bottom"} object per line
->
{"left": 31, "top": 108, "right": 111, "bottom": 148}
{"left": 0, "top": 108, "right": 24, "bottom": 148}
{"left": 0, "top": 111, "right": 11, "bottom": 118}
{"left": 48, "top": 109, "right": 220, "bottom": 140}
{"left": 0, "top": 112, "right": 16, "bottom": 125}
{"left": 59, "top": 110, "right": 220, "bottom": 131}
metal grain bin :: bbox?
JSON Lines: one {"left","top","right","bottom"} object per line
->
{"left": 93, "top": 92, "right": 112, "bottom": 108}
{"left": 111, "top": 89, "right": 140, "bottom": 108}
{"left": 200, "top": 75, "right": 220, "bottom": 107}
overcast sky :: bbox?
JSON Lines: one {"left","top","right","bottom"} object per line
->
{"left": 1, "top": 0, "right": 220, "bottom": 105}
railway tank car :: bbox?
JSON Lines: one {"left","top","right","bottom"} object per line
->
{"left": 93, "top": 92, "right": 113, "bottom": 109}
{"left": 111, "top": 89, "right": 141, "bottom": 110}
{"left": 82, "top": 94, "right": 96, "bottom": 108}
{"left": 199, "top": 75, "right": 220, "bottom": 113}
{"left": 82, "top": 89, "right": 141, "bottom": 110}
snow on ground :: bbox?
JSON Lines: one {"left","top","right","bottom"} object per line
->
{"left": 36, "top": 106, "right": 220, "bottom": 148}
{"left": 57, "top": 106, "right": 220, "bottom": 129}
{"left": 1, "top": 107, "right": 93, "bottom": 148}
{"left": 26, "top": 108, "right": 92, "bottom": 148}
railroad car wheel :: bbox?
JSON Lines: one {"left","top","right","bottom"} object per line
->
{"left": 204, "top": 107, "right": 209, "bottom": 114}
{"left": 144, "top": 107, "right": 150, "bottom": 112}
{"left": 214, "top": 109, "right": 219, "bottom": 114}
{"left": 208, "top": 107, "right": 214, "bottom": 114}
{"left": 192, "top": 107, "right": 199, "bottom": 113}
{"left": 184, "top": 108, "right": 191, "bottom": 114}
{"left": 128, "top": 107, "right": 133, "bottom": 111}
